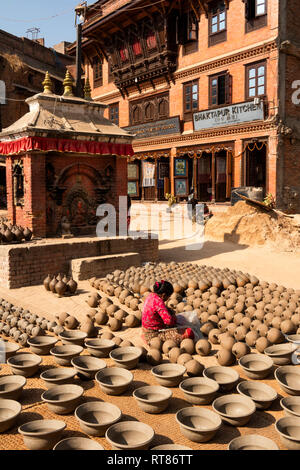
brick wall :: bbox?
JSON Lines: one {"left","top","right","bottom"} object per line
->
{"left": 0, "top": 236, "right": 158, "bottom": 289}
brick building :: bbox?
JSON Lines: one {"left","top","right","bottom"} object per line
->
{"left": 0, "top": 29, "right": 75, "bottom": 209}
{"left": 68, "top": 0, "right": 300, "bottom": 213}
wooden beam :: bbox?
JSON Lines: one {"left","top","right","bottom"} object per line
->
{"left": 189, "top": 0, "right": 200, "bottom": 21}
{"left": 197, "top": 0, "right": 208, "bottom": 17}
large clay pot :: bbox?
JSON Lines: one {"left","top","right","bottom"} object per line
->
{"left": 43, "top": 274, "right": 52, "bottom": 291}
{"left": 23, "top": 227, "right": 33, "bottom": 241}
{"left": 4, "top": 228, "right": 13, "bottom": 243}
{"left": 55, "top": 280, "right": 67, "bottom": 298}
{"left": 67, "top": 278, "right": 77, "bottom": 295}
{"left": 49, "top": 276, "right": 57, "bottom": 293}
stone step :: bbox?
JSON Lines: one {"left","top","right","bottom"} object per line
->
{"left": 70, "top": 252, "right": 141, "bottom": 282}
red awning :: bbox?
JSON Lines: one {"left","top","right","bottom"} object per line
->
{"left": 0, "top": 136, "right": 134, "bottom": 157}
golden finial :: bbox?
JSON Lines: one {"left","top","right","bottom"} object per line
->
{"left": 84, "top": 78, "right": 92, "bottom": 100}
{"left": 63, "top": 70, "right": 74, "bottom": 96}
{"left": 42, "top": 71, "right": 53, "bottom": 94}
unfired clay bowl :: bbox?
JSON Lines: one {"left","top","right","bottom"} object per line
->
{"left": 95, "top": 368, "right": 133, "bottom": 396}
{"left": 75, "top": 401, "right": 122, "bottom": 436}
{"left": 286, "top": 334, "right": 300, "bottom": 345}
{"left": 84, "top": 338, "right": 115, "bottom": 358}
{"left": 275, "top": 366, "right": 300, "bottom": 396}
{"left": 53, "top": 437, "right": 104, "bottom": 450}
{"left": 59, "top": 330, "right": 87, "bottom": 346}
{"left": 18, "top": 419, "right": 66, "bottom": 450}
{"left": 275, "top": 416, "right": 300, "bottom": 450}
{"left": 27, "top": 336, "right": 58, "bottom": 355}
{"left": 7, "top": 352, "right": 42, "bottom": 377}
{"left": 71, "top": 356, "right": 107, "bottom": 380}
{"left": 0, "top": 375, "right": 26, "bottom": 400}
{"left": 105, "top": 420, "right": 155, "bottom": 450}
{"left": 151, "top": 444, "right": 192, "bottom": 450}
{"left": 238, "top": 353, "right": 274, "bottom": 380}
{"left": 0, "top": 399, "right": 22, "bottom": 433}
{"left": 237, "top": 381, "right": 278, "bottom": 410}
{"left": 133, "top": 386, "right": 172, "bottom": 414}
{"left": 50, "top": 345, "right": 83, "bottom": 366}
{"left": 264, "top": 343, "right": 299, "bottom": 366}
{"left": 203, "top": 366, "right": 239, "bottom": 392}
{"left": 179, "top": 377, "right": 219, "bottom": 405}
{"left": 109, "top": 347, "right": 142, "bottom": 370}
{"left": 280, "top": 397, "right": 300, "bottom": 418}
{"left": 176, "top": 407, "right": 222, "bottom": 443}
{"left": 40, "top": 368, "right": 77, "bottom": 389}
{"left": 41, "top": 384, "right": 84, "bottom": 415}
{"left": 2, "top": 341, "right": 20, "bottom": 360}
{"left": 228, "top": 434, "right": 279, "bottom": 450}
{"left": 212, "top": 394, "right": 256, "bottom": 426}
{"left": 151, "top": 363, "right": 186, "bottom": 387}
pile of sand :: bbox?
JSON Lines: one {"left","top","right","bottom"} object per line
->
{"left": 205, "top": 201, "right": 300, "bottom": 251}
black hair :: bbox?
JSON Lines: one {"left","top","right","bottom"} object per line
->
{"left": 153, "top": 280, "right": 173, "bottom": 297}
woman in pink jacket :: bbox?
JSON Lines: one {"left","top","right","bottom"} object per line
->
{"left": 142, "top": 280, "right": 194, "bottom": 346}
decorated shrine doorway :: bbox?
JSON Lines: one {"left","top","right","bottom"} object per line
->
{"left": 244, "top": 140, "right": 267, "bottom": 193}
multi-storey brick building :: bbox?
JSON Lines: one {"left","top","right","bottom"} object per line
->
{"left": 69, "top": 0, "right": 300, "bottom": 212}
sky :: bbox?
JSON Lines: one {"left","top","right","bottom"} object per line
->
{"left": 0, "top": 0, "right": 95, "bottom": 48}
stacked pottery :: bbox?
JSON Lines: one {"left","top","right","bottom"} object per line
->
{"left": 43, "top": 273, "right": 77, "bottom": 296}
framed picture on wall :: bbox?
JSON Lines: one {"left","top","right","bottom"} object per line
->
{"left": 175, "top": 178, "right": 188, "bottom": 197}
{"left": 128, "top": 163, "right": 139, "bottom": 180}
{"left": 174, "top": 158, "right": 187, "bottom": 177}
{"left": 128, "top": 181, "right": 139, "bottom": 197}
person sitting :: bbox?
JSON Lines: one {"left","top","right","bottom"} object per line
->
{"left": 142, "top": 280, "right": 194, "bottom": 347}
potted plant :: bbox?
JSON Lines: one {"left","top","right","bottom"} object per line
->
{"left": 165, "top": 193, "right": 176, "bottom": 212}
{"left": 263, "top": 193, "right": 275, "bottom": 209}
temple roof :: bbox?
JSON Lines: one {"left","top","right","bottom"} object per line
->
{"left": 0, "top": 91, "right": 133, "bottom": 143}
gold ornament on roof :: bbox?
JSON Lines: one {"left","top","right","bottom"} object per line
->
{"left": 84, "top": 78, "right": 92, "bottom": 100}
{"left": 42, "top": 71, "right": 53, "bottom": 95}
{"left": 63, "top": 70, "right": 74, "bottom": 96}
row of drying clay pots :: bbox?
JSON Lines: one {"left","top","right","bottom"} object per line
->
{"left": 0, "top": 224, "right": 33, "bottom": 244}
{"left": 43, "top": 274, "right": 78, "bottom": 297}
{"left": 86, "top": 291, "right": 142, "bottom": 332}
{"left": 2, "top": 353, "right": 300, "bottom": 450}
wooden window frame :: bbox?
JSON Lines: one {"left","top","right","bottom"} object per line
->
{"left": 208, "top": 1, "right": 227, "bottom": 47}
{"left": 92, "top": 56, "right": 103, "bottom": 88}
{"left": 245, "top": 61, "right": 267, "bottom": 100}
{"left": 209, "top": 72, "right": 232, "bottom": 108}
{"left": 183, "top": 79, "right": 199, "bottom": 121}
{"left": 108, "top": 60, "right": 114, "bottom": 83}
{"left": 129, "top": 92, "right": 169, "bottom": 126}
{"left": 109, "top": 102, "right": 119, "bottom": 126}
{"left": 245, "top": 0, "right": 268, "bottom": 33}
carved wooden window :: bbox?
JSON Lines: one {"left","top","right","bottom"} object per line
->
{"left": 108, "top": 60, "right": 113, "bottom": 83}
{"left": 246, "top": 61, "right": 266, "bottom": 99}
{"left": 158, "top": 98, "right": 168, "bottom": 119}
{"left": 209, "top": 1, "right": 227, "bottom": 47}
{"left": 183, "top": 80, "right": 199, "bottom": 121}
{"left": 132, "top": 105, "right": 142, "bottom": 125}
{"left": 209, "top": 72, "right": 232, "bottom": 107}
{"left": 129, "top": 92, "right": 169, "bottom": 126}
{"left": 245, "top": 0, "right": 267, "bottom": 32}
{"left": 132, "top": 40, "right": 142, "bottom": 57}
{"left": 146, "top": 32, "right": 157, "bottom": 50}
{"left": 92, "top": 56, "right": 103, "bottom": 87}
{"left": 109, "top": 102, "right": 119, "bottom": 126}
{"left": 120, "top": 47, "right": 129, "bottom": 62}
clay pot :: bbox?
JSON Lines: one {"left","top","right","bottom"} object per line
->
{"left": 7, "top": 352, "right": 42, "bottom": 377}
{"left": 177, "top": 353, "right": 193, "bottom": 365}
{"left": 0, "top": 375, "right": 26, "bottom": 401}
{"left": 80, "top": 318, "right": 98, "bottom": 338}
{"left": 40, "top": 368, "right": 77, "bottom": 390}
{"left": 275, "top": 366, "right": 300, "bottom": 396}
{"left": 216, "top": 349, "right": 236, "bottom": 366}
{"left": 162, "top": 340, "right": 177, "bottom": 355}
{"left": 50, "top": 345, "right": 83, "bottom": 366}
{"left": 67, "top": 278, "right": 77, "bottom": 295}
{"left": 95, "top": 311, "right": 108, "bottom": 326}
{"left": 105, "top": 421, "right": 154, "bottom": 451}
{"left": 176, "top": 407, "right": 221, "bottom": 443}
{"left": 212, "top": 394, "right": 256, "bottom": 427}
{"left": 108, "top": 318, "right": 122, "bottom": 332}
{"left": 255, "top": 336, "right": 271, "bottom": 353}
{"left": 146, "top": 349, "right": 162, "bottom": 366}
{"left": 234, "top": 326, "right": 248, "bottom": 342}
{"left": 55, "top": 280, "right": 67, "bottom": 298}
{"left": 275, "top": 417, "right": 300, "bottom": 450}
{"left": 87, "top": 295, "right": 99, "bottom": 309}
{"left": 267, "top": 328, "right": 285, "bottom": 344}
{"left": 180, "top": 338, "right": 195, "bottom": 355}
{"left": 23, "top": 227, "right": 32, "bottom": 241}
{"left": 41, "top": 384, "right": 84, "bottom": 415}
{"left": 237, "top": 381, "right": 277, "bottom": 410}
{"left": 169, "top": 347, "right": 181, "bottom": 363}
{"left": 151, "top": 363, "right": 186, "bottom": 387}
{"left": 185, "top": 359, "right": 204, "bottom": 377}
{"left": 232, "top": 342, "right": 250, "bottom": 359}
{"left": 133, "top": 386, "right": 172, "bottom": 414}
{"left": 264, "top": 343, "right": 299, "bottom": 366}
{"left": 49, "top": 276, "right": 57, "bottom": 293}
{"left": 179, "top": 377, "right": 219, "bottom": 405}
{"left": 43, "top": 274, "right": 52, "bottom": 291}
{"left": 124, "top": 314, "right": 140, "bottom": 328}
{"left": 281, "top": 319, "right": 296, "bottom": 335}
{"left": 64, "top": 316, "right": 79, "bottom": 330}
{"left": 75, "top": 401, "right": 122, "bottom": 436}
{"left": 55, "top": 312, "right": 69, "bottom": 326}
{"left": 96, "top": 367, "right": 133, "bottom": 396}
{"left": 71, "top": 356, "right": 107, "bottom": 380}
{"left": 245, "top": 330, "right": 259, "bottom": 347}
